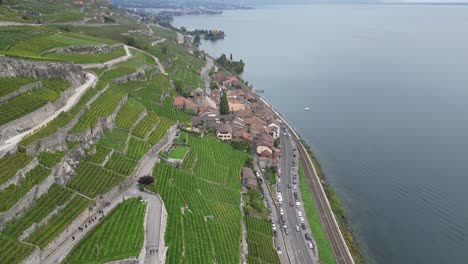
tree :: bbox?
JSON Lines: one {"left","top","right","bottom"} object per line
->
{"left": 219, "top": 90, "right": 229, "bottom": 115}
{"left": 161, "top": 45, "right": 168, "bottom": 55}
{"left": 138, "top": 176, "right": 154, "bottom": 185}
{"left": 122, "top": 36, "right": 136, "bottom": 46}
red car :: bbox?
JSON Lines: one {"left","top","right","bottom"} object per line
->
{"left": 289, "top": 201, "right": 294, "bottom": 207}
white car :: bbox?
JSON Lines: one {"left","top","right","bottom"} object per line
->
{"left": 308, "top": 242, "right": 314, "bottom": 249}
{"left": 296, "top": 225, "right": 300, "bottom": 232}
{"left": 298, "top": 211, "right": 303, "bottom": 217}
{"left": 272, "top": 223, "right": 276, "bottom": 230}
{"left": 280, "top": 208, "right": 284, "bottom": 215}
{"left": 278, "top": 178, "right": 281, "bottom": 183}
{"left": 293, "top": 185, "right": 297, "bottom": 190}
{"left": 296, "top": 202, "right": 301, "bottom": 208}
{"left": 300, "top": 217, "right": 305, "bottom": 224}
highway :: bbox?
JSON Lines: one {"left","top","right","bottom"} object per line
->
{"left": 278, "top": 132, "right": 318, "bottom": 264}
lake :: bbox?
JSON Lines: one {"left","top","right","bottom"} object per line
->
{"left": 173, "top": 4, "right": 468, "bottom": 263}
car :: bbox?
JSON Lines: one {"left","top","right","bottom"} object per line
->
{"left": 293, "top": 192, "right": 298, "bottom": 198}
{"left": 278, "top": 178, "right": 281, "bottom": 183}
{"left": 283, "top": 224, "right": 287, "bottom": 229}
{"left": 292, "top": 179, "right": 297, "bottom": 184}
{"left": 296, "top": 202, "right": 301, "bottom": 208}
{"left": 290, "top": 201, "right": 294, "bottom": 207}
{"left": 305, "top": 233, "right": 312, "bottom": 241}
{"left": 281, "top": 215, "right": 286, "bottom": 223}
{"left": 283, "top": 133, "right": 287, "bottom": 136}
{"left": 274, "top": 230, "right": 278, "bottom": 238}
{"left": 272, "top": 223, "right": 276, "bottom": 230}
{"left": 301, "top": 223, "right": 306, "bottom": 230}
{"left": 277, "top": 247, "right": 282, "bottom": 255}
{"left": 285, "top": 228, "right": 289, "bottom": 235}
{"left": 293, "top": 185, "right": 297, "bottom": 190}
{"left": 288, "top": 183, "right": 291, "bottom": 188}
{"left": 280, "top": 208, "right": 284, "bottom": 215}
{"left": 298, "top": 211, "right": 303, "bottom": 217}
{"left": 296, "top": 225, "right": 300, "bottom": 232}
{"left": 308, "top": 242, "right": 314, "bottom": 249}
{"left": 300, "top": 217, "right": 305, "bottom": 224}
{"left": 256, "top": 171, "right": 260, "bottom": 177}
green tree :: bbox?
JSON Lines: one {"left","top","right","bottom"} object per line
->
{"left": 219, "top": 90, "right": 229, "bottom": 115}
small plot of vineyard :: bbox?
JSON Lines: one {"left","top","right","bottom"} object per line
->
{"left": 105, "top": 152, "right": 138, "bottom": 176}
{"left": 0, "top": 152, "right": 33, "bottom": 185}
{"left": 37, "top": 151, "right": 65, "bottom": 168}
{"left": 125, "top": 137, "right": 151, "bottom": 160}
{"left": 115, "top": 98, "right": 145, "bottom": 130}
{"left": 152, "top": 133, "right": 248, "bottom": 264}
{"left": 0, "top": 79, "right": 70, "bottom": 126}
{"left": 245, "top": 216, "right": 281, "bottom": 264}
{"left": 68, "top": 162, "right": 125, "bottom": 198}
{"left": 132, "top": 111, "right": 159, "bottom": 139}
{"left": 0, "top": 77, "right": 40, "bottom": 97}
{"left": 64, "top": 198, "right": 146, "bottom": 264}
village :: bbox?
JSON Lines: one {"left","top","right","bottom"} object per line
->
{"left": 173, "top": 69, "right": 282, "bottom": 195}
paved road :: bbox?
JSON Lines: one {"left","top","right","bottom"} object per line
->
{"left": 235, "top": 84, "right": 354, "bottom": 264}
{"left": 200, "top": 56, "right": 214, "bottom": 95}
{"left": 278, "top": 132, "right": 318, "bottom": 264}
{"left": 81, "top": 44, "right": 132, "bottom": 69}
{"left": 0, "top": 72, "right": 97, "bottom": 154}
{"left": 253, "top": 155, "right": 290, "bottom": 264}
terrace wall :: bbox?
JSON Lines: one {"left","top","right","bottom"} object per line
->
{"left": 24, "top": 85, "right": 110, "bottom": 156}
{"left": 0, "top": 158, "right": 38, "bottom": 191}
{"left": 0, "top": 81, "right": 42, "bottom": 104}
{"left": 0, "top": 85, "right": 76, "bottom": 143}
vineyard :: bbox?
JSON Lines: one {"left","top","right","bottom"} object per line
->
{"left": 105, "top": 152, "right": 138, "bottom": 176}
{"left": 0, "top": 26, "right": 52, "bottom": 51}
{"left": 71, "top": 87, "right": 126, "bottom": 133}
{"left": 132, "top": 111, "right": 160, "bottom": 139}
{"left": 68, "top": 162, "right": 126, "bottom": 198}
{"left": 0, "top": 152, "right": 33, "bottom": 185}
{"left": 64, "top": 198, "right": 146, "bottom": 264}
{"left": 98, "top": 129, "right": 129, "bottom": 152}
{"left": 0, "top": 77, "right": 40, "bottom": 97}
{"left": 37, "top": 151, "right": 65, "bottom": 168}
{"left": 0, "top": 79, "right": 70, "bottom": 126}
{"left": 125, "top": 137, "right": 151, "bottom": 160}
{"left": 0, "top": 165, "right": 50, "bottom": 213}
{"left": 26, "top": 194, "right": 91, "bottom": 249}
{"left": 115, "top": 98, "right": 145, "bottom": 130}
{"left": 84, "top": 145, "right": 112, "bottom": 165}
{"left": 245, "top": 216, "right": 281, "bottom": 264}
{"left": 152, "top": 133, "right": 248, "bottom": 263}
{"left": 166, "top": 45, "right": 205, "bottom": 88}
{"left": 147, "top": 116, "right": 175, "bottom": 145}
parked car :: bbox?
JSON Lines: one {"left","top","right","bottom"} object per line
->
{"left": 296, "top": 202, "right": 301, "bottom": 208}
{"left": 274, "top": 230, "right": 278, "bottom": 238}
{"left": 281, "top": 215, "right": 286, "bottom": 223}
{"left": 278, "top": 178, "right": 281, "bottom": 183}
{"left": 292, "top": 179, "right": 297, "bottom": 185}
{"left": 288, "top": 183, "right": 291, "bottom": 188}
{"left": 308, "top": 242, "right": 314, "bottom": 249}
{"left": 293, "top": 192, "right": 298, "bottom": 198}
{"left": 305, "top": 233, "right": 312, "bottom": 241}
{"left": 301, "top": 223, "right": 306, "bottom": 230}
{"left": 293, "top": 185, "right": 297, "bottom": 190}
{"left": 298, "top": 211, "right": 303, "bottom": 217}
{"left": 285, "top": 227, "right": 289, "bottom": 235}
{"left": 280, "top": 208, "right": 284, "bottom": 215}
{"left": 272, "top": 223, "right": 276, "bottom": 230}
{"left": 300, "top": 217, "right": 305, "bottom": 224}
{"left": 296, "top": 225, "right": 300, "bottom": 232}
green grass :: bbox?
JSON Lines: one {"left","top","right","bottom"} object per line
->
{"left": 37, "top": 151, "right": 65, "bottom": 168}
{"left": 64, "top": 198, "right": 146, "bottom": 264}
{"left": 26, "top": 195, "right": 91, "bottom": 249}
{"left": 0, "top": 152, "right": 34, "bottom": 185}
{"left": 245, "top": 216, "right": 281, "bottom": 264}
{"left": 0, "top": 165, "right": 50, "bottom": 213}
{"left": 104, "top": 152, "right": 138, "bottom": 176}
{"left": 0, "top": 26, "right": 52, "bottom": 51}
{"left": 71, "top": 87, "right": 126, "bottom": 133}
{"left": 168, "top": 146, "right": 189, "bottom": 160}
{"left": 0, "top": 77, "right": 40, "bottom": 97}
{"left": 68, "top": 162, "right": 126, "bottom": 198}
{"left": 115, "top": 98, "right": 145, "bottom": 130}
{"left": 0, "top": 79, "right": 70, "bottom": 126}
{"left": 298, "top": 162, "right": 335, "bottom": 264}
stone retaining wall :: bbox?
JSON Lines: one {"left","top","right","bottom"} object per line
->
{"left": 43, "top": 44, "right": 124, "bottom": 55}
{"left": 0, "top": 158, "right": 38, "bottom": 191}
{"left": 0, "top": 81, "right": 42, "bottom": 104}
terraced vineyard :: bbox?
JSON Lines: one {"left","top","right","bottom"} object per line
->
{"left": 26, "top": 195, "right": 91, "bottom": 249}
{"left": 126, "top": 137, "right": 151, "bottom": 160}
{"left": 0, "top": 77, "right": 40, "bottom": 97}
{"left": 115, "top": 98, "right": 145, "bottom": 130}
{"left": 64, "top": 198, "right": 146, "bottom": 263}
{"left": 132, "top": 111, "right": 159, "bottom": 139}
{"left": 105, "top": 152, "right": 138, "bottom": 176}
{"left": 71, "top": 87, "right": 126, "bottom": 133}
{"left": 0, "top": 165, "right": 50, "bottom": 212}
{"left": 97, "top": 129, "right": 128, "bottom": 152}
{"left": 245, "top": 216, "right": 281, "bottom": 264}
{"left": 68, "top": 162, "right": 125, "bottom": 198}
{"left": 0, "top": 152, "right": 34, "bottom": 185}
{"left": 147, "top": 116, "right": 175, "bottom": 145}
{"left": 37, "top": 151, "right": 65, "bottom": 168}
{"left": 152, "top": 133, "right": 248, "bottom": 263}
{"left": 0, "top": 26, "right": 52, "bottom": 51}
{"left": 84, "top": 145, "right": 113, "bottom": 164}
{"left": 0, "top": 79, "right": 70, "bottom": 126}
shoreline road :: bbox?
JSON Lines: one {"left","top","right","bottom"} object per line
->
{"left": 279, "top": 132, "right": 318, "bottom": 264}
{"left": 237, "top": 84, "right": 355, "bottom": 264}
{"left": 201, "top": 56, "right": 214, "bottom": 95}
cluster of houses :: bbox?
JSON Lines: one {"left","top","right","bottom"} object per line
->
{"left": 173, "top": 72, "right": 283, "bottom": 180}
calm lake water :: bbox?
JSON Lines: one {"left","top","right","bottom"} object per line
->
{"left": 173, "top": 4, "right": 468, "bottom": 263}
